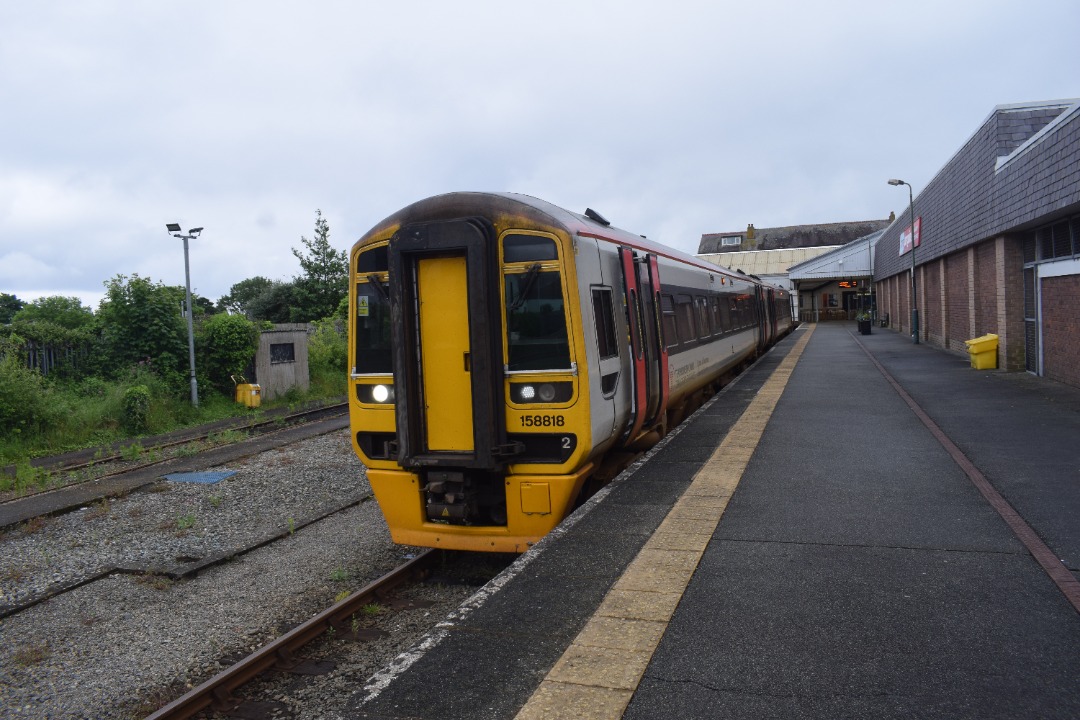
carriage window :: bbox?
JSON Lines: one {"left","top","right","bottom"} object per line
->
{"left": 592, "top": 287, "right": 618, "bottom": 360}
{"left": 355, "top": 280, "right": 392, "bottom": 373}
{"left": 717, "top": 294, "right": 732, "bottom": 333}
{"left": 661, "top": 294, "right": 678, "bottom": 348}
{"left": 675, "top": 295, "right": 695, "bottom": 343}
{"left": 695, "top": 296, "right": 710, "bottom": 338}
{"left": 710, "top": 297, "right": 723, "bottom": 335}
{"left": 503, "top": 234, "right": 558, "bottom": 263}
{"left": 357, "top": 244, "right": 388, "bottom": 273}
{"left": 505, "top": 270, "right": 571, "bottom": 370}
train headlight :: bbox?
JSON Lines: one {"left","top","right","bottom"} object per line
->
{"left": 511, "top": 381, "right": 573, "bottom": 404}
{"left": 357, "top": 383, "right": 395, "bottom": 404}
{"left": 538, "top": 383, "right": 556, "bottom": 402}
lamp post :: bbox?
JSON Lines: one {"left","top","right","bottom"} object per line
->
{"left": 166, "top": 223, "right": 203, "bottom": 406}
{"left": 888, "top": 179, "right": 919, "bottom": 344}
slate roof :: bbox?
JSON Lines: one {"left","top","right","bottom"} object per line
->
{"left": 875, "top": 98, "right": 1080, "bottom": 280}
{"left": 698, "top": 219, "right": 890, "bottom": 254}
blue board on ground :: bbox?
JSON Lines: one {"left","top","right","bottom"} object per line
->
{"left": 163, "top": 471, "right": 237, "bottom": 484}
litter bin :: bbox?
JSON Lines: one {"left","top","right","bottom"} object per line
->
{"left": 965, "top": 333, "right": 998, "bottom": 370}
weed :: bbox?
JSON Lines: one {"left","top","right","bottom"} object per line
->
{"left": 175, "top": 443, "right": 203, "bottom": 458}
{"left": 335, "top": 590, "right": 351, "bottom": 603}
{"left": 329, "top": 567, "right": 349, "bottom": 582}
{"left": 6, "top": 462, "right": 50, "bottom": 494}
{"left": 135, "top": 573, "right": 174, "bottom": 590}
{"left": 208, "top": 494, "right": 222, "bottom": 508}
{"left": 362, "top": 602, "right": 383, "bottom": 616}
{"left": 20, "top": 515, "right": 51, "bottom": 536}
{"left": 176, "top": 513, "right": 197, "bottom": 530}
{"left": 120, "top": 442, "right": 144, "bottom": 461}
{"left": 351, "top": 616, "right": 361, "bottom": 634}
{"left": 287, "top": 517, "right": 296, "bottom": 535}
{"left": 13, "top": 642, "right": 50, "bottom": 666}
{"left": 207, "top": 430, "right": 246, "bottom": 446}
{"left": 1, "top": 566, "right": 27, "bottom": 582}
{"left": 84, "top": 498, "right": 111, "bottom": 521}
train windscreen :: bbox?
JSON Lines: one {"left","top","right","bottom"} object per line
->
{"left": 354, "top": 279, "right": 392, "bottom": 374}
{"left": 504, "top": 270, "right": 571, "bottom": 371}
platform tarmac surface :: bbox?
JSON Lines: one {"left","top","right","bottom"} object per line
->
{"left": 348, "top": 323, "right": 1080, "bottom": 720}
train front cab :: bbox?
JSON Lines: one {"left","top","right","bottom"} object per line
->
{"left": 350, "top": 218, "right": 593, "bottom": 552}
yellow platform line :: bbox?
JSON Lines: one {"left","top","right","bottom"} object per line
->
{"left": 514, "top": 327, "right": 815, "bottom": 720}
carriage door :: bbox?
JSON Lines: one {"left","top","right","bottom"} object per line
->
{"left": 388, "top": 218, "right": 509, "bottom": 470}
{"left": 417, "top": 256, "right": 473, "bottom": 450}
{"left": 619, "top": 248, "right": 669, "bottom": 444}
{"left": 638, "top": 254, "right": 668, "bottom": 427}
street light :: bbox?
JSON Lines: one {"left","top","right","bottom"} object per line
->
{"left": 888, "top": 179, "right": 919, "bottom": 344}
{"left": 166, "top": 223, "right": 203, "bottom": 406}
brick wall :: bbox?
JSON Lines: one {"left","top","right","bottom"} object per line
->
{"left": 1042, "top": 275, "right": 1080, "bottom": 387}
{"left": 924, "top": 258, "right": 943, "bottom": 344}
{"left": 945, "top": 252, "right": 970, "bottom": 350}
{"left": 974, "top": 241, "right": 997, "bottom": 336}
{"left": 998, "top": 237, "right": 1027, "bottom": 371}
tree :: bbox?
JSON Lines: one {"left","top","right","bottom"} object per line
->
{"left": 95, "top": 274, "right": 188, "bottom": 387}
{"left": 220, "top": 276, "right": 275, "bottom": 317}
{"left": 196, "top": 313, "right": 259, "bottom": 393}
{"left": 246, "top": 281, "right": 300, "bottom": 324}
{"left": 291, "top": 209, "right": 347, "bottom": 322}
{"left": 0, "top": 293, "right": 25, "bottom": 324}
{"left": 12, "top": 295, "right": 95, "bottom": 330}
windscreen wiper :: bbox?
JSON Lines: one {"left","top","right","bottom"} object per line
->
{"left": 366, "top": 274, "right": 390, "bottom": 303}
{"left": 507, "top": 263, "right": 542, "bottom": 312}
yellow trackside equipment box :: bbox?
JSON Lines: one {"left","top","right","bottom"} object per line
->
{"left": 965, "top": 334, "right": 998, "bottom": 370}
{"left": 235, "top": 383, "right": 261, "bottom": 408}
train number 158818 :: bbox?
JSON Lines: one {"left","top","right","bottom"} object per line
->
{"left": 520, "top": 415, "right": 565, "bottom": 428}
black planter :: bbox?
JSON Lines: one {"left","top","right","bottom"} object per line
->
{"left": 858, "top": 319, "right": 872, "bottom": 335}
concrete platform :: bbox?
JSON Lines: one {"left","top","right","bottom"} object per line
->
{"left": 348, "top": 323, "right": 1080, "bottom": 720}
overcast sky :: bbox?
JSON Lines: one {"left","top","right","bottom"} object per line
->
{"left": 2, "top": 0, "right": 1077, "bottom": 309}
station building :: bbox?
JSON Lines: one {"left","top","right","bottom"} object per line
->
{"left": 698, "top": 219, "right": 890, "bottom": 321}
{"left": 874, "top": 99, "right": 1080, "bottom": 389}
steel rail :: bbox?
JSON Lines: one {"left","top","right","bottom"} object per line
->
{"left": 144, "top": 548, "right": 440, "bottom": 720}
{"left": 1, "top": 403, "right": 348, "bottom": 497}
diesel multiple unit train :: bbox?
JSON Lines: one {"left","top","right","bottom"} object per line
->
{"left": 348, "top": 192, "right": 793, "bottom": 552}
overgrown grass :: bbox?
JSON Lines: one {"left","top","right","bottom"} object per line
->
{"left": 0, "top": 333, "right": 349, "bottom": 494}
{"left": 0, "top": 379, "right": 343, "bottom": 495}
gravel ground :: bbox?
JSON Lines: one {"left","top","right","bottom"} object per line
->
{"left": 0, "top": 430, "right": 429, "bottom": 719}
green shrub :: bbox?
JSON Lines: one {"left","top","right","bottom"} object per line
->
{"left": 0, "top": 335, "right": 59, "bottom": 435}
{"left": 121, "top": 385, "right": 152, "bottom": 434}
{"left": 308, "top": 318, "right": 347, "bottom": 396}
{"left": 196, "top": 313, "right": 258, "bottom": 394}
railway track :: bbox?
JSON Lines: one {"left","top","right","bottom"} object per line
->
{"left": 1, "top": 400, "right": 348, "bottom": 493}
{"left": 0, "top": 401, "right": 350, "bottom": 532}
{"left": 146, "top": 550, "right": 441, "bottom": 720}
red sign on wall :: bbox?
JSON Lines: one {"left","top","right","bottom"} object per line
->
{"left": 899, "top": 216, "right": 922, "bottom": 256}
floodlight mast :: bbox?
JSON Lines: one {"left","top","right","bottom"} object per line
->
{"left": 167, "top": 223, "right": 203, "bottom": 406}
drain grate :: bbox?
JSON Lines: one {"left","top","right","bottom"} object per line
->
{"left": 163, "top": 471, "right": 237, "bottom": 484}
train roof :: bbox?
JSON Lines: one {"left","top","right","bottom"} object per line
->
{"left": 355, "top": 191, "right": 757, "bottom": 285}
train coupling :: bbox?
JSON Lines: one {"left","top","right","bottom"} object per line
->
{"left": 423, "top": 469, "right": 507, "bottom": 526}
